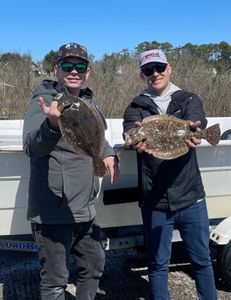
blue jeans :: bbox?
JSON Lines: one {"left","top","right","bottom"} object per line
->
{"left": 141, "top": 200, "right": 217, "bottom": 300}
{"left": 32, "top": 221, "right": 105, "bottom": 300}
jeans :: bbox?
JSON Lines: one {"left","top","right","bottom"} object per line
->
{"left": 141, "top": 200, "right": 217, "bottom": 300}
{"left": 32, "top": 221, "right": 105, "bottom": 300}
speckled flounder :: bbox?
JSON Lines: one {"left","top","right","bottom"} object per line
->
{"left": 56, "top": 93, "right": 107, "bottom": 177}
{"left": 124, "top": 114, "right": 221, "bottom": 160}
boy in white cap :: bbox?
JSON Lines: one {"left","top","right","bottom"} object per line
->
{"left": 123, "top": 49, "right": 217, "bottom": 300}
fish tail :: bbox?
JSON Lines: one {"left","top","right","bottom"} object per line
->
{"left": 93, "top": 156, "right": 107, "bottom": 177}
{"left": 201, "top": 123, "right": 221, "bottom": 146}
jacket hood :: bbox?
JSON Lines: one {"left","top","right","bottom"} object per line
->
{"left": 32, "top": 80, "right": 59, "bottom": 99}
{"left": 32, "top": 80, "right": 94, "bottom": 100}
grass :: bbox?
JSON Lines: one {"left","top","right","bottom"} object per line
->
{"left": 0, "top": 56, "right": 230, "bottom": 119}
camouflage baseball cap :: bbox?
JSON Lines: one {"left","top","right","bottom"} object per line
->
{"left": 57, "top": 42, "right": 89, "bottom": 63}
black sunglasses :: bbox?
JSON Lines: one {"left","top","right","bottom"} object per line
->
{"left": 141, "top": 63, "right": 167, "bottom": 76}
{"left": 59, "top": 62, "right": 88, "bottom": 73}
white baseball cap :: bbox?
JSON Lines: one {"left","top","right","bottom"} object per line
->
{"left": 139, "top": 49, "right": 168, "bottom": 67}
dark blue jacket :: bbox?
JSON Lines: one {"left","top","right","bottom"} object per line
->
{"left": 123, "top": 90, "right": 207, "bottom": 211}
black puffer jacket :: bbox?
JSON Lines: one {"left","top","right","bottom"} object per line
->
{"left": 123, "top": 90, "right": 207, "bottom": 211}
{"left": 23, "top": 80, "right": 116, "bottom": 224}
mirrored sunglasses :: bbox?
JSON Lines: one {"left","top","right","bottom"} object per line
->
{"left": 59, "top": 62, "right": 88, "bottom": 73}
{"left": 141, "top": 63, "right": 167, "bottom": 76}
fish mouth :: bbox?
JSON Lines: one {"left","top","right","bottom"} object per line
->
{"left": 63, "top": 103, "right": 72, "bottom": 111}
{"left": 57, "top": 102, "right": 72, "bottom": 112}
{"left": 125, "top": 135, "right": 146, "bottom": 146}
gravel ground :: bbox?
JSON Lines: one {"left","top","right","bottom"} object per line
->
{"left": 0, "top": 244, "right": 230, "bottom": 300}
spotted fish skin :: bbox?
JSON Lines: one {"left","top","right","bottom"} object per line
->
{"left": 56, "top": 93, "right": 107, "bottom": 177}
{"left": 124, "top": 115, "right": 221, "bottom": 160}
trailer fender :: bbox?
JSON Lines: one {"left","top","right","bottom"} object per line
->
{"left": 210, "top": 216, "right": 231, "bottom": 245}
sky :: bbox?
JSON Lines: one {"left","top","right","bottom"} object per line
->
{"left": 0, "top": 0, "right": 230, "bottom": 62}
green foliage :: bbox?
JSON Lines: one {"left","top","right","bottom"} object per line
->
{"left": 178, "top": 42, "right": 231, "bottom": 71}
{"left": 42, "top": 50, "right": 59, "bottom": 73}
{"left": 135, "top": 41, "right": 173, "bottom": 54}
{"left": 0, "top": 52, "right": 22, "bottom": 63}
{"left": 0, "top": 52, "right": 32, "bottom": 66}
{"left": 133, "top": 41, "right": 230, "bottom": 72}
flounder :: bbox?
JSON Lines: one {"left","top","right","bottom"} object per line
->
{"left": 124, "top": 114, "right": 221, "bottom": 160}
{"left": 56, "top": 93, "right": 107, "bottom": 177}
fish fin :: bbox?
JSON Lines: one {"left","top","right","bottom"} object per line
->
{"left": 145, "top": 144, "right": 189, "bottom": 160}
{"left": 203, "top": 123, "right": 221, "bottom": 146}
{"left": 93, "top": 156, "right": 107, "bottom": 177}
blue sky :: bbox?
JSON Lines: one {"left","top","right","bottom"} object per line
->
{"left": 0, "top": 0, "right": 230, "bottom": 62}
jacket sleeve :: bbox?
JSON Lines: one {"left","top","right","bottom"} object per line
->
{"left": 101, "top": 139, "right": 118, "bottom": 160}
{"left": 23, "top": 94, "right": 62, "bottom": 157}
{"left": 123, "top": 101, "right": 143, "bottom": 135}
{"left": 183, "top": 93, "right": 207, "bottom": 129}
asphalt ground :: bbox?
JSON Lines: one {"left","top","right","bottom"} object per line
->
{"left": 0, "top": 244, "right": 231, "bottom": 300}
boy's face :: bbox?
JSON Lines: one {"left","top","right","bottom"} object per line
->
{"left": 54, "top": 57, "right": 90, "bottom": 90}
{"left": 140, "top": 63, "right": 172, "bottom": 95}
